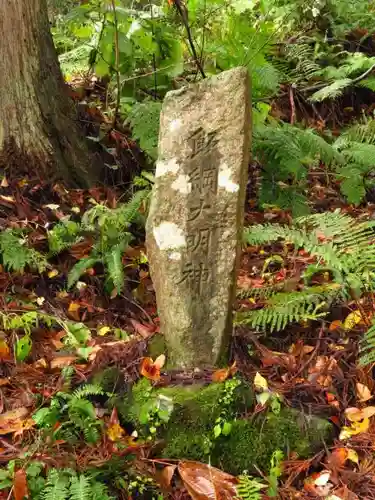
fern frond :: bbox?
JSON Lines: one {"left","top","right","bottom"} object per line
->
{"left": 245, "top": 212, "right": 375, "bottom": 276}
{"left": 310, "top": 79, "right": 352, "bottom": 102}
{"left": 67, "top": 256, "right": 99, "bottom": 289}
{"left": 48, "top": 220, "right": 82, "bottom": 255}
{"left": 69, "top": 475, "right": 91, "bottom": 500}
{"left": 90, "top": 481, "right": 114, "bottom": 500}
{"left": 126, "top": 101, "right": 162, "bottom": 160}
{"left": 339, "top": 119, "right": 375, "bottom": 145}
{"left": 236, "top": 285, "right": 337, "bottom": 332}
{"left": 0, "top": 229, "right": 47, "bottom": 273}
{"left": 42, "top": 469, "right": 69, "bottom": 500}
{"left": 104, "top": 243, "right": 125, "bottom": 293}
{"left": 358, "top": 76, "right": 375, "bottom": 91}
{"left": 359, "top": 319, "right": 375, "bottom": 366}
{"left": 236, "top": 474, "right": 265, "bottom": 500}
{"left": 72, "top": 383, "right": 104, "bottom": 400}
{"left": 285, "top": 43, "right": 321, "bottom": 83}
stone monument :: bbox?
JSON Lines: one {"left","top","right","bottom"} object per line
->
{"left": 146, "top": 67, "right": 251, "bottom": 368}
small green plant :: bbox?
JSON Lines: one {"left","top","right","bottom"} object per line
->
{"left": 0, "top": 311, "right": 93, "bottom": 362}
{"left": 268, "top": 450, "right": 284, "bottom": 497}
{"left": 0, "top": 461, "right": 115, "bottom": 499}
{"left": 33, "top": 383, "right": 105, "bottom": 444}
{"left": 0, "top": 229, "right": 47, "bottom": 273}
{"left": 48, "top": 189, "right": 150, "bottom": 293}
{"left": 236, "top": 473, "right": 266, "bottom": 500}
{"left": 213, "top": 378, "right": 241, "bottom": 439}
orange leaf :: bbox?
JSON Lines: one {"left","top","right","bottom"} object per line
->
{"left": 212, "top": 368, "right": 230, "bottom": 383}
{"left": 107, "top": 423, "right": 125, "bottom": 442}
{"left": 327, "top": 448, "right": 348, "bottom": 468}
{"left": 14, "top": 469, "right": 28, "bottom": 500}
{"left": 0, "top": 339, "right": 11, "bottom": 360}
{"left": 140, "top": 357, "right": 161, "bottom": 381}
{"left": 178, "top": 461, "right": 239, "bottom": 500}
{"left": 158, "top": 465, "right": 177, "bottom": 489}
{"left": 212, "top": 362, "right": 237, "bottom": 382}
{"left": 329, "top": 320, "right": 343, "bottom": 331}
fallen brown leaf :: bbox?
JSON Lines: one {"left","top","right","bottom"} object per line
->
{"left": 178, "top": 460, "right": 238, "bottom": 500}
{"left": 356, "top": 382, "right": 372, "bottom": 403}
{"left": 14, "top": 469, "right": 28, "bottom": 500}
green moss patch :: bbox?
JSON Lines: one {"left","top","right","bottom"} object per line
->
{"left": 121, "top": 378, "right": 333, "bottom": 475}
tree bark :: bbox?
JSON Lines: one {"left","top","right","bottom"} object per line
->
{"left": 0, "top": 0, "right": 101, "bottom": 187}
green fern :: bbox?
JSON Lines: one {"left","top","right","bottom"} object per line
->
{"left": 254, "top": 123, "right": 343, "bottom": 214}
{"left": 67, "top": 256, "right": 99, "bottom": 289}
{"left": 284, "top": 43, "right": 321, "bottom": 83}
{"left": 310, "top": 78, "right": 353, "bottom": 102}
{"left": 72, "top": 383, "right": 104, "bottom": 400}
{"left": 240, "top": 212, "right": 375, "bottom": 332}
{"left": 0, "top": 229, "right": 47, "bottom": 273}
{"left": 48, "top": 220, "right": 82, "bottom": 255}
{"left": 126, "top": 101, "right": 162, "bottom": 160}
{"left": 236, "top": 285, "right": 338, "bottom": 332}
{"left": 359, "top": 319, "right": 375, "bottom": 366}
{"left": 69, "top": 475, "right": 91, "bottom": 500}
{"left": 63, "top": 188, "right": 150, "bottom": 291}
{"left": 42, "top": 469, "right": 69, "bottom": 500}
{"left": 236, "top": 474, "right": 265, "bottom": 500}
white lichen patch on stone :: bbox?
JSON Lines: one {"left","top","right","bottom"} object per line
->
{"left": 218, "top": 163, "right": 239, "bottom": 193}
{"left": 168, "top": 251, "right": 182, "bottom": 261}
{"left": 155, "top": 158, "right": 180, "bottom": 178}
{"left": 169, "top": 119, "right": 182, "bottom": 132}
{"left": 153, "top": 222, "right": 186, "bottom": 250}
{"left": 171, "top": 174, "right": 191, "bottom": 194}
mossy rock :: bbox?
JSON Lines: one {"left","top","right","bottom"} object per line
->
{"left": 213, "top": 410, "right": 332, "bottom": 474}
{"left": 122, "top": 379, "right": 333, "bottom": 475}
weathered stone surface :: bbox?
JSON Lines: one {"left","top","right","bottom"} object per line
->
{"left": 146, "top": 67, "right": 251, "bottom": 368}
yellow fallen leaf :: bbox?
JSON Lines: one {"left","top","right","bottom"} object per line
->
{"left": 34, "top": 358, "right": 47, "bottom": 369}
{"left": 0, "top": 195, "right": 15, "bottom": 203}
{"left": 154, "top": 354, "right": 166, "bottom": 369}
{"left": 43, "top": 204, "right": 60, "bottom": 210}
{"left": 343, "top": 310, "right": 363, "bottom": 330}
{"left": 0, "top": 177, "right": 8, "bottom": 188}
{"left": 48, "top": 269, "right": 59, "bottom": 279}
{"left": 347, "top": 449, "right": 359, "bottom": 464}
{"left": 339, "top": 418, "right": 369, "bottom": 440}
{"left": 345, "top": 406, "right": 375, "bottom": 422}
{"left": 107, "top": 423, "right": 125, "bottom": 442}
{"left": 356, "top": 382, "right": 372, "bottom": 403}
{"left": 68, "top": 302, "right": 80, "bottom": 312}
{"left": 254, "top": 372, "right": 268, "bottom": 392}
{"left": 98, "top": 326, "right": 111, "bottom": 336}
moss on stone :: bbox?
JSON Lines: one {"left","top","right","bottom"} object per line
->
{"left": 122, "top": 379, "right": 333, "bottom": 475}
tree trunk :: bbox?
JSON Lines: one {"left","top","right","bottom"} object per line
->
{"left": 0, "top": 0, "right": 101, "bottom": 187}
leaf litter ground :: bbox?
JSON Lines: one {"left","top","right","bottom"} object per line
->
{"left": 1, "top": 111, "right": 375, "bottom": 499}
